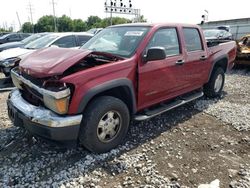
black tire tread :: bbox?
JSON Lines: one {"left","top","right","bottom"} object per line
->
{"left": 204, "top": 67, "right": 225, "bottom": 98}
{"left": 79, "top": 96, "right": 130, "bottom": 153}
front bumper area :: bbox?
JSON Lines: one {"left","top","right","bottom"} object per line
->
{"left": 7, "top": 89, "right": 82, "bottom": 141}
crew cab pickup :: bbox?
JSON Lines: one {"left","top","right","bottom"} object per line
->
{"left": 7, "top": 23, "right": 236, "bottom": 153}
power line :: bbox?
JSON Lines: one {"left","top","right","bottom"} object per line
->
{"left": 27, "top": 1, "right": 35, "bottom": 32}
{"left": 51, "top": 0, "right": 58, "bottom": 32}
{"left": 16, "top": 12, "right": 22, "bottom": 31}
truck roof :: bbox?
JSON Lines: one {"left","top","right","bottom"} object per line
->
{"left": 109, "top": 22, "right": 200, "bottom": 29}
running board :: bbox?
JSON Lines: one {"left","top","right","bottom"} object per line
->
{"left": 134, "top": 91, "right": 203, "bottom": 121}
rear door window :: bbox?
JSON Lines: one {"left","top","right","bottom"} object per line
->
{"left": 8, "top": 34, "right": 20, "bottom": 41}
{"left": 183, "top": 28, "right": 203, "bottom": 52}
{"left": 77, "top": 35, "right": 92, "bottom": 46}
{"left": 52, "top": 35, "right": 77, "bottom": 48}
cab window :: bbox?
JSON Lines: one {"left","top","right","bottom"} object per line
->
{"left": 146, "top": 28, "right": 180, "bottom": 57}
{"left": 183, "top": 28, "right": 203, "bottom": 52}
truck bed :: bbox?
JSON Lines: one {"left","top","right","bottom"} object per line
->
{"left": 207, "top": 40, "right": 237, "bottom": 72}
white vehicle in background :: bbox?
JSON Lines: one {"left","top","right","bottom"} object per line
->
{"left": 0, "top": 33, "right": 48, "bottom": 52}
{"left": 0, "top": 32, "right": 93, "bottom": 77}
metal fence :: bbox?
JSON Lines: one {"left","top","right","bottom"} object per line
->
{"left": 200, "top": 18, "right": 250, "bottom": 40}
{"left": 201, "top": 24, "right": 250, "bottom": 40}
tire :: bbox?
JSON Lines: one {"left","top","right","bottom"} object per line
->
{"left": 79, "top": 96, "right": 130, "bottom": 153}
{"left": 204, "top": 67, "right": 225, "bottom": 98}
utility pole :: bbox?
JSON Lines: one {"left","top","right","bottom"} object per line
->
{"left": 51, "top": 0, "right": 57, "bottom": 32}
{"left": 27, "top": 1, "right": 34, "bottom": 33}
{"left": 16, "top": 12, "right": 22, "bottom": 32}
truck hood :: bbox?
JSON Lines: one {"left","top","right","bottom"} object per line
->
{"left": 20, "top": 47, "right": 92, "bottom": 78}
{"left": 0, "top": 47, "right": 34, "bottom": 61}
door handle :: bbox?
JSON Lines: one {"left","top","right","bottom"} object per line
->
{"left": 200, "top": 55, "right": 207, "bottom": 61}
{"left": 176, "top": 59, "right": 185, "bottom": 65}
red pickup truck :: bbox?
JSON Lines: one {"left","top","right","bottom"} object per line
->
{"left": 7, "top": 23, "right": 236, "bottom": 153}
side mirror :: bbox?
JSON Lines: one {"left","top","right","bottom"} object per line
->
{"left": 6, "top": 37, "right": 10, "bottom": 41}
{"left": 144, "top": 47, "right": 166, "bottom": 62}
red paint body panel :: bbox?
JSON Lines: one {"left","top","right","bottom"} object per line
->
{"left": 18, "top": 23, "right": 237, "bottom": 115}
{"left": 20, "top": 47, "right": 92, "bottom": 78}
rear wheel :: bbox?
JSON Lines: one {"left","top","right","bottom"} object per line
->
{"left": 79, "top": 96, "right": 130, "bottom": 153}
{"left": 204, "top": 67, "right": 225, "bottom": 98}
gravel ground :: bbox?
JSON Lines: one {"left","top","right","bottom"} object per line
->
{"left": 0, "top": 68, "right": 250, "bottom": 187}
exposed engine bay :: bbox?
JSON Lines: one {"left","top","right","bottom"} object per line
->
{"left": 63, "top": 52, "right": 123, "bottom": 76}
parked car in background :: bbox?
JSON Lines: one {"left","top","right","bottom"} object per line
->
{"left": 217, "top": 25, "right": 230, "bottom": 32}
{"left": 7, "top": 23, "right": 236, "bottom": 153}
{"left": 235, "top": 34, "right": 250, "bottom": 65}
{"left": 204, "top": 29, "right": 233, "bottom": 41}
{"left": 0, "top": 33, "right": 48, "bottom": 52}
{"left": 0, "top": 32, "right": 10, "bottom": 37}
{"left": 87, "top": 28, "right": 103, "bottom": 35}
{"left": 0, "top": 32, "right": 93, "bottom": 77}
{"left": 0, "top": 33, "right": 31, "bottom": 44}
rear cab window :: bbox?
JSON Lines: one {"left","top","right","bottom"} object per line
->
{"left": 146, "top": 27, "right": 180, "bottom": 57}
{"left": 183, "top": 28, "right": 203, "bottom": 52}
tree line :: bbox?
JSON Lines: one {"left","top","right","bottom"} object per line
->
{"left": 21, "top": 15, "right": 146, "bottom": 33}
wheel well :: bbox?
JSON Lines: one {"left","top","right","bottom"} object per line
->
{"left": 86, "top": 86, "right": 135, "bottom": 115}
{"left": 214, "top": 58, "right": 228, "bottom": 72}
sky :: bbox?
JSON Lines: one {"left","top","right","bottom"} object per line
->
{"left": 1, "top": 0, "right": 250, "bottom": 31}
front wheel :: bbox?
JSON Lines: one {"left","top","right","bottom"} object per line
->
{"left": 204, "top": 67, "right": 225, "bottom": 98}
{"left": 79, "top": 96, "right": 130, "bottom": 153}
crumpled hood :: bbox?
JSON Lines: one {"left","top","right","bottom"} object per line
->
{"left": 0, "top": 47, "right": 34, "bottom": 61}
{"left": 20, "top": 47, "right": 92, "bottom": 78}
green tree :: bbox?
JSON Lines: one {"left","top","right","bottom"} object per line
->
{"left": 86, "top": 16, "right": 102, "bottom": 29}
{"left": 72, "top": 19, "right": 87, "bottom": 31}
{"left": 35, "top": 15, "right": 55, "bottom": 32}
{"left": 0, "top": 28, "right": 11, "bottom": 32}
{"left": 57, "top": 15, "right": 73, "bottom": 32}
{"left": 139, "top": 15, "right": 147, "bottom": 22}
{"left": 111, "top": 17, "right": 131, "bottom": 25}
{"left": 22, "top": 14, "right": 147, "bottom": 33}
{"left": 91, "top": 16, "right": 131, "bottom": 28}
{"left": 22, "top": 22, "right": 33, "bottom": 33}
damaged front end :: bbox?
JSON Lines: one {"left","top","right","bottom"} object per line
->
{"left": 11, "top": 67, "right": 71, "bottom": 115}
{"left": 7, "top": 67, "right": 82, "bottom": 142}
{"left": 7, "top": 48, "right": 124, "bottom": 142}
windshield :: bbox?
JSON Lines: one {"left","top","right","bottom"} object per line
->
{"left": 22, "top": 33, "right": 47, "bottom": 45}
{"left": 204, "top": 30, "right": 221, "bottom": 38}
{"left": 24, "top": 34, "right": 58, "bottom": 49}
{"left": 81, "top": 26, "right": 150, "bottom": 58}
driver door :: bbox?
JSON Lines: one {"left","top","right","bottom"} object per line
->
{"left": 138, "top": 28, "right": 186, "bottom": 109}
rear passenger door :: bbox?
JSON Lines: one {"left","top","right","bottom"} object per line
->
{"left": 182, "top": 27, "right": 209, "bottom": 89}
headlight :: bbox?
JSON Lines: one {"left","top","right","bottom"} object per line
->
{"left": 0, "top": 57, "right": 20, "bottom": 68}
{"left": 42, "top": 81, "right": 71, "bottom": 114}
{"left": 43, "top": 94, "right": 70, "bottom": 114}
